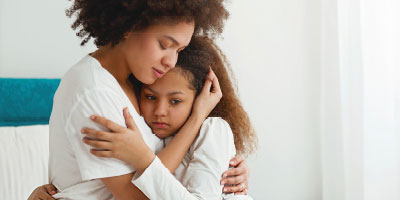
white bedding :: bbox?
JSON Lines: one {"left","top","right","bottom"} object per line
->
{"left": 0, "top": 125, "right": 50, "bottom": 200}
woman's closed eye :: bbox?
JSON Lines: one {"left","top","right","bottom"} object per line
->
{"left": 159, "top": 41, "right": 167, "bottom": 50}
{"left": 159, "top": 40, "right": 173, "bottom": 50}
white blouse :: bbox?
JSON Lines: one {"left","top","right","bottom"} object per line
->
{"left": 49, "top": 55, "right": 163, "bottom": 199}
{"left": 132, "top": 117, "right": 253, "bottom": 200}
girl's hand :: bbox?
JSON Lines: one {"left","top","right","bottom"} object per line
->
{"left": 220, "top": 155, "right": 250, "bottom": 195}
{"left": 82, "top": 108, "right": 155, "bottom": 173}
{"left": 27, "top": 184, "right": 57, "bottom": 200}
{"left": 192, "top": 68, "right": 223, "bottom": 120}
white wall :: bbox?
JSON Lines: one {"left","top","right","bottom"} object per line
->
{"left": 217, "top": 1, "right": 321, "bottom": 199}
{"left": 0, "top": 0, "right": 96, "bottom": 77}
{"left": 0, "top": 0, "right": 322, "bottom": 199}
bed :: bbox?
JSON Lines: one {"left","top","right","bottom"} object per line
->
{"left": 0, "top": 78, "right": 61, "bottom": 199}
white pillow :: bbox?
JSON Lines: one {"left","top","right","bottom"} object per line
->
{"left": 0, "top": 125, "right": 49, "bottom": 200}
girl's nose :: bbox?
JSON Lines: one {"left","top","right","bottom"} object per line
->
{"left": 154, "top": 101, "right": 168, "bottom": 117}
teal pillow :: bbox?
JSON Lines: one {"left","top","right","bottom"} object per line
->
{"left": 0, "top": 78, "right": 61, "bottom": 126}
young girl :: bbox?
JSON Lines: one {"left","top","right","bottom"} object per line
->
{"left": 80, "top": 36, "right": 257, "bottom": 199}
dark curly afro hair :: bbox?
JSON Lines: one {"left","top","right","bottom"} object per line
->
{"left": 66, "top": 0, "right": 229, "bottom": 47}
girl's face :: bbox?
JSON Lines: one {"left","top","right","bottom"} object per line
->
{"left": 119, "top": 22, "right": 194, "bottom": 85}
{"left": 140, "top": 69, "right": 196, "bottom": 138}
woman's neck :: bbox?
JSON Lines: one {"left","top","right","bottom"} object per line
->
{"left": 91, "top": 44, "right": 141, "bottom": 113}
{"left": 91, "top": 44, "right": 130, "bottom": 86}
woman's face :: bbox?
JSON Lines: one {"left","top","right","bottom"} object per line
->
{"left": 119, "top": 21, "right": 195, "bottom": 85}
{"left": 140, "top": 69, "right": 196, "bottom": 138}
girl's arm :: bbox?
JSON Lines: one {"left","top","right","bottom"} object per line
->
{"left": 132, "top": 117, "right": 237, "bottom": 199}
{"left": 156, "top": 69, "right": 222, "bottom": 172}
{"left": 83, "top": 69, "right": 221, "bottom": 172}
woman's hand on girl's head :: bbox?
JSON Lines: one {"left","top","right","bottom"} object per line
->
{"left": 192, "top": 68, "right": 223, "bottom": 120}
{"left": 27, "top": 184, "right": 57, "bottom": 200}
{"left": 220, "top": 155, "right": 250, "bottom": 195}
{"left": 81, "top": 108, "right": 155, "bottom": 173}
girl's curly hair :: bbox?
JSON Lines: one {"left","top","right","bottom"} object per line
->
{"left": 175, "top": 36, "right": 258, "bottom": 156}
{"left": 66, "top": 0, "right": 229, "bottom": 47}
{"left": 129, "top": 36, "right": 258, "bottom": 156}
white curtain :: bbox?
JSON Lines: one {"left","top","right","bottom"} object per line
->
{"left": 321, "top": 0, "right": 400, "bottom": 200}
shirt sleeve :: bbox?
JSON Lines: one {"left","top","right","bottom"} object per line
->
{"left": 132, "top": 117, "right": 236, "bottom": 200}
{"left": 64, "top": 88, "right": 136, "bottom": 181}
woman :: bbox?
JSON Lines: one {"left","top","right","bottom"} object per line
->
{"left": 28, "top": 1, "right": 250, "bottom": 199}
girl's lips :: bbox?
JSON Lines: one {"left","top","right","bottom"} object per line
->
{"left": 153, "top": 122, "right": 168, "bottom": 129}
{"left": 153, "top": 68, "right": 164, "bottom": 78}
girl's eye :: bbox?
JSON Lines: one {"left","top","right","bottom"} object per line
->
{"left": 171, "top": 99, "right": 181, "bottom": 104}
{"left": 146, "top": 95, "right": 156, "bottom": 100}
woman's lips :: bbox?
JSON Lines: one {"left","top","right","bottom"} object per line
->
{"left": 153, "top": 68, "right": 164, "bottom": 78}
{"left": 152, "top": 122, "right": 168, "bottom": 129}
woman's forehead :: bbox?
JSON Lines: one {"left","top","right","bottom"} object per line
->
{"left": 140, "top": 21, "right": 194, "bottom": 46}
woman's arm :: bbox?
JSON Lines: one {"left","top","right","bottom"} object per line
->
{"left": 132, "top": 118, "right": 237, "bottom": 199}
{"left": 85, "top": 117, "right": 237, "bottom": 200}
{"left": 81, "top": 69, "right": 222, "bottom": 200}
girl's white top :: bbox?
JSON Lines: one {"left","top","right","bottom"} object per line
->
{"left": 132, "top": 117, "right": 254, "bottom": 200}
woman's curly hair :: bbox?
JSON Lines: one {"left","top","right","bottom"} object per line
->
{"left": 175, "top": 36, "right": 258, "bottom": 156}
{"left": 66, "top": 0, "right": 229, "bottom": 47}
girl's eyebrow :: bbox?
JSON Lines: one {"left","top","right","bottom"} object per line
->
{"left": 143, "top": 87, "right": 158, "bottom": 95}
{"left": 168, "top": 91, "right": 184, "bottom": 96}
{"left": 144, "top": 87, "right": 184, "bottom": 96}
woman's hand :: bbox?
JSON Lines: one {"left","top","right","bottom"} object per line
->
{"left": 27, "top": 184, "right": 57, "bottom": 200}
{"left": 220, "top": 155, "right": 250, "bottom": 195}
{"left": 191, "top": 68, "right": 223, "bottom": 120}
{"left": 82, "top": 108, "right": 155, "bottom": 173}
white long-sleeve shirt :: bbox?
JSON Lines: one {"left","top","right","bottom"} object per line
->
{"left": 49, "top": 55, "right": 163, "bottom": 199}
{"left": 132, "top": 117, "right": 253, "bottom": 200}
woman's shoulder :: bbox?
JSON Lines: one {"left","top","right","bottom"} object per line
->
{"left": 57, "top": 55, "right": 123, "bottom": 99}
